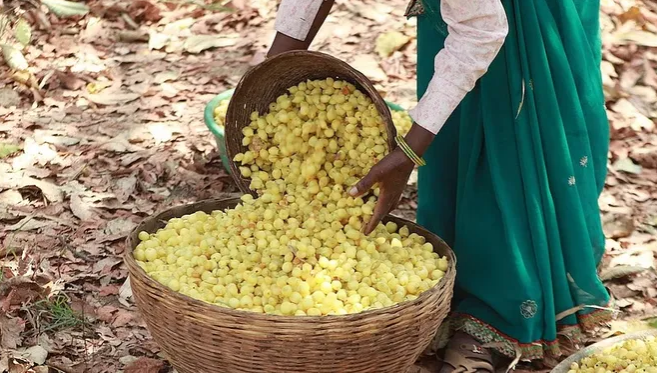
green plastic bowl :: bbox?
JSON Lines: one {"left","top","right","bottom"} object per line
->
{"left": 204, "top": 89, "right": 235, "bottom": 173}
{"left": 204, "top": 89, "right": 405, "bottom": 174}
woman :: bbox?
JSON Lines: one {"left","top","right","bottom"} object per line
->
{"left": 268, "top": 0, "right": 612, "bottom": 371}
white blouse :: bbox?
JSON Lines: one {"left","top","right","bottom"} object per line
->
{"left": 274, "top": 0, "right": 509, "bottom": 134}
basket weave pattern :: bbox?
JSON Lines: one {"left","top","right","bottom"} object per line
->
{"left": 224, "top": 50, "right": 397, "bottom": 196}
{"left": 126, "top": 198, "right": 456, "bottom": 372}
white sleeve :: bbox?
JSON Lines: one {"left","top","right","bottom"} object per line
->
{"left": 274, "top": 0, "right": 325, "bottom": 41}
{"left": 408, "top": 0, "right": 509, "bottom": 134}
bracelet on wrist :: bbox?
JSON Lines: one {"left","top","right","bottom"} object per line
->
{"left": 394, "top": 136, "right": 426, "bottom": 167}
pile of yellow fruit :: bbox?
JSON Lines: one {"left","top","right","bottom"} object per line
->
{"left": 213, "top": 97, "right": 414, "bottom": 136}
{"left": 136, "top": 78, "right": 447, "bottom": 316}
{"left": 568, "top": 336, "right": 657, "bottom": 373}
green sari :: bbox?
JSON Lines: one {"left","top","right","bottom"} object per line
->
{"left": 415, "top": 0, "right": 612, "bottom": 359}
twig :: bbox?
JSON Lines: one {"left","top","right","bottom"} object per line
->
{"left": 116, "top": 30, "right": 149, "bottom": 43}
{"left": 120, "top": 13, "right": 139, "bottom": 30}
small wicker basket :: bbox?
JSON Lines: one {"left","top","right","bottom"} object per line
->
{"left": 224, "top": 50, "right": 397, "bottom": 195}
{"left": 125, "top": 198, "right": 456, "bottom": 373}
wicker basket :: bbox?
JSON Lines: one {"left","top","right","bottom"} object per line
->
{"left": 224, "top": 50, "right": 397, "bottom": 195}
{"left": 125, "top": 198, "right": 456, "bottom": 373}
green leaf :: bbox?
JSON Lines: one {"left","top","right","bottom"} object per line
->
{"left": 41, "top": 0, "right": 90, "bottom": 17}
{"left": 1, "top": 44, "right": 29, "bottom": 70}
{"left": 14, "top": 19, "right": 32, "bottom": 47}
{"left": 0, "top": 143, "right": 21, "bottom": 158}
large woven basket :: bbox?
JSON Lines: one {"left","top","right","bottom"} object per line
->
{"left": 125, "top": 198, "right": 456, "bottom": 372}
{"left": 224, "top": 50, "right": 397, "bottom": 195}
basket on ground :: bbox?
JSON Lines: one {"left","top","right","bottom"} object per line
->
{"left": 126, "top": 198, "right": 456, "bottom": 372}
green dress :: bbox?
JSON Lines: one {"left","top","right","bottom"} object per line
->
{"left": 413, "top": 0, "right": 612, "bottom": 359}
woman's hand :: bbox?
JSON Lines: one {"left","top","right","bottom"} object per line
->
{"left": 349, "top": 123, "right": 436, "bottom": 235}
{"left": 349, "top": 148, "right": 415, "bottom": 235}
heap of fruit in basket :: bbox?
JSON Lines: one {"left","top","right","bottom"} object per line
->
{"left": 568, "top": 336, "right": 657, "bottom": 373}
{"left": 213, "top": 93, "right": 415, "bottom": 136}
{"left": 136, "top": 78, "right": 448, "bottom": 316}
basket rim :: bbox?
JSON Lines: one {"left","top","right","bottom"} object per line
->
{"left": 550, "top": 329, "right": 657, "bottom": 373}
{"left": 125, "top": 197, "right": 457, "bottom": 323}
{"left": 224, "top": 50, "right": 397, "bottom": 196}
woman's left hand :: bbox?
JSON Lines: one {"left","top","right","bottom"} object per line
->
{"left": 349, "top": 148, "right": 415, "bottom": 235}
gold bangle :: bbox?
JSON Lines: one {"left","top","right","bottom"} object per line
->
{"left": 395, "top": 136, "right": 426, "bottom": 166}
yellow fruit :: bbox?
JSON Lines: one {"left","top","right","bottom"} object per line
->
{"left": 568, "top": 336, "right": 657, "bottom": 373}
{"left": 138, "top": 79, "right": 448, "bottom": 316}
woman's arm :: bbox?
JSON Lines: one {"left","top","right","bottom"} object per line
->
{"left": 268, "top": 0, "right": 334, "bottom": 57}
{"left": 408, "top": 0, "right": 509, "bottom": 135}
{"left": 353, "top": 0, "right": 509, "bottom": 234}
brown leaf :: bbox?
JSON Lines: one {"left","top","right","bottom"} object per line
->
{"left": 95, "top": 305, "right": 118, "bottom": 323}
{"left": 124, "top": 357, "right": 164, "bottom": 373}
{"left": 92, "top": 257, "right": 122, "bottom": 275}
{"left": 643, "top": 59, "right": 657, "bottom": 89}
{"left": 87, "top": 92, "right": 141, "bottom": 106}
{"left": 53, "top": 70, "right": 86, "bottom": 91}
{"left": 70, "top": 194, "right": 93, "bottom": 221}
{"left": 0, "top": 314, "right": 25, "bottom": 349}
{"left": 0, "top": 173, "right": 63, "bottom": 202}
{"left": 111, "top": 309, "right": 134, "bottom": 327}
{"left": 114, "top": 175, "right": 137, "bottom": 202}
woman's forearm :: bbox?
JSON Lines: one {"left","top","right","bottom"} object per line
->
{"left": 269, "top": 0, "right": 334, "bottom": 57}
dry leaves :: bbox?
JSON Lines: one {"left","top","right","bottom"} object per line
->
{"left": 0, "top": 0, "right": 655, "bottom": 372}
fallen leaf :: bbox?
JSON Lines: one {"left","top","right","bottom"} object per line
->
{"left": 599, "top": 265, "right": 648, "bottom": 281}
{"left": 87, "top": 92, "right": 141, "bottom": 106}
{"left": 603, "top": 213, "right": 635, "bottom": 239}
{"left": 115, "top": 175, "right": 137, "bottom": 202}
{"left": 182, "top": 35, "right": 236, "bottom": 54}
{"left": 0, "top": 174, "right": 63, "bottom": 202}
{"left": 70, "top": 194, "right": 93, "bottom": 221}
{"left": 0, "top": 88, "right": 21, "bottom": 107}
{"left": 612, "top": 157, "right": 643, "bottom": 174}
{"left": 19, "top": 345, "right": 48, "bottom": 365}
{"left": 118, "top": 277, "right": 133, "bottom": 307}
{"left": 104, "top": 218, "right": 135, "bottom": 236}
{"left": 375, "top": 31, "right": 410, "bottom": 58}
{"left": 153, "top": 71, "right": 179, "bottom": 84}
{"left": 0, "top": 143, "right": 21, "bottom": 158}
{"left": 124, "top": 357, "right": 164, "bottom": 373}
{"left": 14, "top": 18, "right": 32, "bottom": 47}
{"left": 0, "top": 314, "right": 25, "bottom": 349}
{"left": 92, "top": 257, "right": 122, "bottom": 274}
{"left": 53, "top": 70, "right": 87, "bottom": 91}
{"left": 41, "top": 0, "right": 90, "bottom": 17}
{"left": 111, "top": 309, "right": 134, "bottom": 327}
{"left": 2, "top": 216, "right": 52, "bottom": 231}
{"left": 614, "top": 30, "right": 657, "bottom": 47}
{"left": 95, "top": 305, "right": 118, "bottom": 323}
{"left": 1, "top": 44, "right": 28, "bottom": 70}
